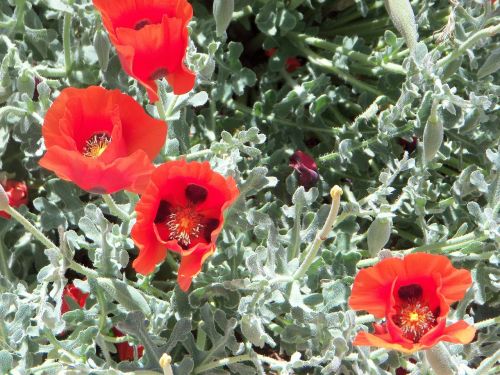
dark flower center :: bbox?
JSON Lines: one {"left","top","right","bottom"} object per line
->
{"left": 83, "top": 133, "right": 111, "bottom": 158}
{"left": 154, "top": 184, "right": 220, "bottom": 250}
{"left": 394, "top": 284, "right": 436, "bottom": 342}
{"left": 166, "top": 207, "right": 204, "bottom": 247}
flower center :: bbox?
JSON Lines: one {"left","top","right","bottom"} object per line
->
{"left": 395, "top": 299, "right": 436, "bottom": 342}
{"left": 83, "top": 133, "right": 111, "bottom": 158}
{"left": 166, "top": 207, "right": 204, "bottom": 248}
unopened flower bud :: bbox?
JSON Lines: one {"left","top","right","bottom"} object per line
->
{"left": 423, "top": 101, "right": 444, "bottom": 163}
{"left": 367, "top": 214, "right": 392, "bottom": 257}
{"left": 425, "top": 344, "right": 454, "bottom": 375}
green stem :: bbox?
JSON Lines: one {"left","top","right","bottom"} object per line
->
{"left": 294, "top": 44, "right": 385, "bottom": 97}
{"left": 319, "top": 123, "right": 414, "bottom": 163}
{"left": 293, "top": 186, "right": 343, "bottom": 280}
{"left": 165, "top": 95, "right": 179, "bottom": 118}
{"left": 63, "top": 13, "right": 72, "bottom": 74}
{"left": 44, "top": 329, "right": 82, "bottom": 363}
{"left": 356, "top": 232, "right": 488, "bottom": 268}
{"left": 102, "top": 194, "right": 130, "bottom": 222}
{"left": 5, "top": 206, "right": 56, "bottom": 249}
{"left": 100, "top": 333, "right": 133, "bottom": 344}
{"left": 474, "top": 316, "right": 500, "bottom": 330}
{"left": 227, "top": 100, "right": 339, "bottom": 135}
{"left": 437, "top": 23, "right": 500, "bottom": 68}
{"left": 184, "top": 149, "right": 212, "bottom": 160}
{"left": 194, "top": 353, "right": 286, "bottom": 374}
{"left": 34, "top": 66, "right": 67, "bottom": 78}
{"left": 0, "top": 238, "right": 12, "bottom": 281}
{"left": 293, "top": 33, "right": 407, "bottom": 75}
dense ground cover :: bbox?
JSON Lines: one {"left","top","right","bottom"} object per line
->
{"left": 0, "top": 0, "right": 498, "bottom": 374}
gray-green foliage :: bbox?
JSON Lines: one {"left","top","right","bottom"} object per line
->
{"left": 0, "top": 0, "right": 498, "bottom": 374}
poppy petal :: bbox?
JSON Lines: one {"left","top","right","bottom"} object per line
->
{"left": 177, "top": 245, "right": 215, "bottom": 291}
{"left": 401, "top": 253, "right": 472, "bottom": 304}
{"left": 40, "top": 147, "right": 154, "bottom": 194}
{"left": 353, "top": 331, "right": 422, "bottom": 354}
{"left": 349, "top": 258, "right": 405, "bottom": 318}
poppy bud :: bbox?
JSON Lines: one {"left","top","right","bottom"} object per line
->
{"left": 384, "top": 0, "right": 418, "bottom": 52}
{"left": 0, "top": 180, "right": 28, "bottom": 219}
{"left": 289, "top": 150, "right": 319, "bottom": 190}
{"left": 93, "top": 29, "right": 111, "bottom": 72}
{"left": 213, "top": 0, "right": 234, "bottom": 37}
{"left": 367, "top": 213, "right": 392, "bottom": 256}
{"left": 425, "top": 344, "right": 454, "bottom": 375}
{"left": 423, "top": 101, "right": 444, "bottom": 163}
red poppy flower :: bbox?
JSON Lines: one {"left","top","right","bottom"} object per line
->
{"left": 131, "top": 160, "right": 239, "bottom": 291}
{"left": 349, "top": 253, "right": 476, "bottom": 353}
{"left": 0, "top": 180, "right": 28, "bottom": 219}
{"left": 289, "top": 150, "right": 319, "bottom": 190}
{"left": 39, "top": 86, "right": 167, "bottom": 194}
{"left": 265, "top": 48, "right": 303, "bottom": 73}
{"left": 93, "top": 0, "right": 195, "bottom": 102}
{"left": 61, "top": 283, "right": 89, "bottom": 314}
{"left": 112, "top": 328, "right": 144, "bottom": 361}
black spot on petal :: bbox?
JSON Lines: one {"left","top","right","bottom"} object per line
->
{"left": 149, "top": 68, "right": 167, "bottom": 81}
{"left": 203, "top": 218, "right": 220, "bottom": 242}
{"left": 185, "top": 184, "right": 208, "bottom": 205}
{"left": 398, "top": 284, "right": 423, "bottom": 301}
{"left": 134, "top": 19, "right": 151, "bottom": 30}
{"left": 154, "top": 201, "right": 172, "bottom": 223}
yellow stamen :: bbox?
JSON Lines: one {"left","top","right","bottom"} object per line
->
{"left": 83, "top": 133, "right": 111, "bottom": 158}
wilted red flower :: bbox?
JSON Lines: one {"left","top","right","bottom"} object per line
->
{"left": 0, "top": 180, "right": 28, "bottom": 219}
{"left": 398, "top": 136, "right": 418, "bottom": 154}
{"left": 349, "top": 253, "right": 476, "bottom": 353}
{"left": 265, "top": 48, "right": 303, "bottom": 73}
{"left": 93, "top": 0, "right": 195, "bottom": 102}
{"left": 39, "top": 86, "right": 167, "bottom": 194}
{"left": 61, "top": 283, "right": 89, "bottom": 314}
{"left": 289, "top": 150, "right": 319, "bottom": 189}
{"left": 112, "top": 328, "right": 144, "bottom": 361}
{"left": 132, "top": 160, "right": 239, "bottom": 291}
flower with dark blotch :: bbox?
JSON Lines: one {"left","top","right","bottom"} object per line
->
{"left": 93, "top": 0, "right": 195, "bottom": 102}
{"left": 112, "top": 328, "right": 144, "bottom": 361}
{"left": 289, "top": 150, "right": 319, "bottom": 189}
{"left": 0, "top": 180, "right": 28, "bottom": 219}
{"left": 349, "top": 253, "right": 476, "bottom": 353}
{"left": 61, "top": 283, "right": 89, "bottom": 314}
{"left": 132, "top": 160, "right": 239, "bottom": 291}
{"left": 39, "top": 86, "right": 167, "bottom": 194}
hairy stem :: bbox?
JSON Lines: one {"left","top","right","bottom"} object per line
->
{"left": 293, "top": 186, "right": 343, "bottom": 280}
{"left": 102, "top": 194, "right": 130, "bottom": 222}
